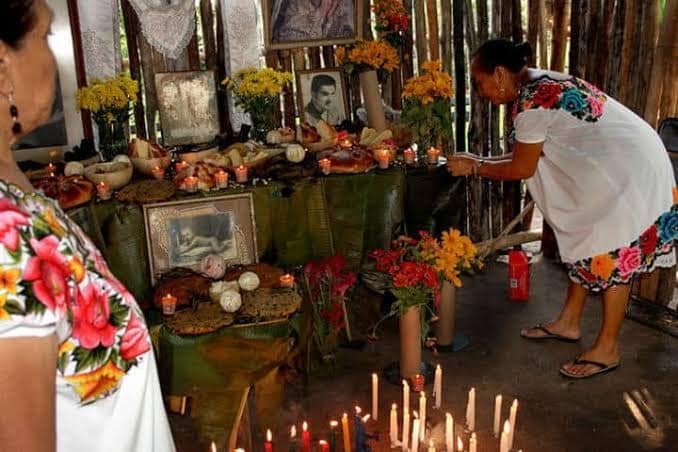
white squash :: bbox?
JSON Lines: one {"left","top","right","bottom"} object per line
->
{"left": 285, "top": 143, "right": 306, "bottom": 163}
{"left": 64, "top": 161, "right": 85, "bottom": 176}
{"left": 266, "top": 129, "right": 282, "bottom": 144}
{"left": 219, "top": 290, "right": 242, "bottom": 313}
{"left": 200, "top": 254, "right": 226, "bottom": 279}
{"left": 209, "top": 280, "right": 239, "bottom": 302}
{"left": 113, "top": 154, "right": 131, "bottom": 164}
{"left": 238, "top": 271, "right": 260, "bottom": 291}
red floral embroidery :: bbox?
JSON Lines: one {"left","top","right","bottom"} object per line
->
{"left": 640, "top": 225, "right": 658, "bottom": 256}
{"left": 531, "top": 82, "right": 562, "bottom": 109}
{"left": 71, "top": 282, "right": 118, "bottom": 349}
{"left": 0, "top": 199, "right": 30, "bottom": 252}
{"left": 23, "top": 235, "right": 72, "bottom": 314}
{"left": 120, "top": 310, "right": 151, "bottom": 361}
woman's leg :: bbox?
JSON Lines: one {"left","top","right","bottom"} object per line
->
{"left": 521, "top": 279, "right": 587, "bottom": 339}
{"left": 560, "top": 283, "right": 630, "bottom": 376}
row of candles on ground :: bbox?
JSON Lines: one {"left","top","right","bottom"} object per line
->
{"left": 160, "top": 273, "right": 295, "bottom": 315}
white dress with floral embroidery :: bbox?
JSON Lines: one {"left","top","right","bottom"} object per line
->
{"left": 0, "top": 181, "right": 175, "bottom": 451}
{"left": 513, "top": 70, "right": 675, "bottom": 269}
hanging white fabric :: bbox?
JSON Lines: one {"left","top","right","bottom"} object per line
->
{"left": 77, "top": 0, "right": 121, "bottom": 79}
{"left": 128, "top": 0, "right": 195, "bottom": 60}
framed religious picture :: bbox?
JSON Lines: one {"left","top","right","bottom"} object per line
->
{"left": 296, "top": 69, "right": 349, "bottom": 127}
{"left": 143, "top": 193, "right": 258, "bottom": 284}
{"left": 262, "top": 0, "right": 362, "bottom": 50}
{"left": 155, "top": 70, "right": 221, "bottom": 146}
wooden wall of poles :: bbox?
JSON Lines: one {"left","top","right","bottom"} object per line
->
{"left": 111, "top": 0, "right": 677, "bottom": 242}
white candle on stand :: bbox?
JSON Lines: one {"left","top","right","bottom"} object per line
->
{"left": 402, "top": 410, "right": 410, "bottom": 451}
{"left": 469, "top": 433, "right": 477, "bottom": 452}
{"left": 500, "top": 420, "right": 511, "bottom": 452}
{"left": 402, "top": 380, "right": 410, "bottom": 415}
{"left": 419, "top": 391, "right": 427, "bottom": 441}
{"left": 390, "top": 403, "right": 398, "bottom": 446}
{"left": 445, "top": 413, "right": 454, "bottom": 452}
{"left": 466, "top": 388, "right": 476, "bottom": 431}
{"left": 372, "top": 373, "right": 379, "bottom": 421}
{"left": 508, "top": 399, "right": 518, "bottom": 450}
{"left": 433, "top": 364, "right": 442, "bottom": 409}
{"left": 493, "top": 394, "right": 503, "bottom": 437}
{"left": 411, "top": 416, "right": 420, "bottom": 452}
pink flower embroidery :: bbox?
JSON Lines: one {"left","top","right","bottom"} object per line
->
{"left": 588, "top": 95, "right": 605, "bottom": 117}
{"left": 0, "top": 199, "right": 30, "bottom": 252}
{"left": 616, "top": 246, "right": 642, "bottom": 276}
{"left": 23, "top": 235, "right": 71, "bottom": 314}
{"left": 71, "top": 282, "right": 117, "bottom": 349}
{"left": 120, "top": 310, "right": 150, "bottom": 361}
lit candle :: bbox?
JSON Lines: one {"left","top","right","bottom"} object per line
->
{"left": 403, "top": 147, "right": 416, "bottom": 164}
{"left": 419, "top": 391, "right": 426, "bottom": 441}
{"left": 508, "top": 399, "right": 518, "bottom": 450}
{"left": 427, "top": 439, "right": 436, "bottom": 452}
{"left": 319, "top": 158, "right": 331, "bottom": 175}
{"left": 465, "top": 387, "right": 476, "bottom": 431}
{"left": 175, "top": 160, "right": 189, "bottom": 172}
{"left": 469, "top": 433, "right": 477, "bottom": 452}
{"left": 264, "top": 429, "right": 273, "bottom": 452}
{"left": 279, "top": 273, "right": 295, "bottom": 288}
{"left": 389, "top": 404, "right": 398, "bottom": 446}
{"left": 445, "top": 413, "right": 454, "bottom": 452}
{"left": 372, "top": 373, "right": 379, "bottom": 421}
{"left": 329, "top": 421, "right": 338, "bottom": 452}
{"left": 301, "top": 421, "right": 311, "bottom": 452}
{"left": 151, "top": 165, "right": 165, "bottom": 180}
{"left": 402, "top": 380, "right": 410, "bottom": 415}
{"left": 49, "top": 172, "right": 56, "bottom": 178}
{"left": 289, "top": 425, "right": 297, "bottom": 452}
{"left": 411, "top": 414, "right": 420, "bottom": 452}
{"left": 161, "top": 293, "right": 177, "bottom": 316}
{"left": 411, "top": 374, "right": 425, "bottom": 392}
{"left": 341, "top": 413, "right": 351, "bottom": 452}
{"left": 375, "top": 148, "right": 390, "bottom": 169}
{"left": 499, "top": 420, "right": 510, "bottom": 452}
{"left": 47, "top": 163, "right": 57, "bottom": 173}
{"left": 493, "top": 394, "right": 503, "bottom": 437}
{"left": 183, "top": 176, "right": 198, "bottom": 193}
{"left": 235, "top": 165, "right": 248, "bottom": 183}
{"left": 433, "top": 364, "right": 442, "bottom": 409}
{"left": 210, "top": 442, "right": 217, "bottom": 452}
{"left": 96, "top": 181, "right": 111, "bottom": 200}
{"left": 214, "top": 169, "right": 229, "bottom": 189}
{"left": 340, "top": 137, "right": 353, "bottom": 148}
{"left": 427, "top": 147, "right": 441, "bottom": 165}
{"left": 318, "top": 440, "right": 329, "bottom": 452}
{"left": 457, "top": 436, "right": 463, "bottom": 452}
{"left": 401, "top": 409, "right": 409, "bottom": 451}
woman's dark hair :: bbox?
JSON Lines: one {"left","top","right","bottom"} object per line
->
{"left": 1, "top": 0, "right": 37, "bottom": 49}
{"left": 473, "top": 39, "right": 532, "bottom": 74}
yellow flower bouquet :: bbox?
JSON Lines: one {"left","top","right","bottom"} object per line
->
{"left": 76, "top": 73, "right": 138, "bottom": 161}
{"left": 420, "top": 228, "right": 483, "bottom": 287}
{"left": 401, "top": 60, "right": 454, "bottom": 159}
{"left": 222, "top": 67, "right": 292, "bottom": 141}
{"left": 335, "top": 40, "right": 399, "bottom": 81}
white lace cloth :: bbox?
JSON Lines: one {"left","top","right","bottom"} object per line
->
{"left": 128, "top": 0, "right": 195, "bottom": 60}
{"left": 77, "top": 0, "right": 121, "bottom": 79}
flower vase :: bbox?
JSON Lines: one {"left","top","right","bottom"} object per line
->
{"left": 248, "top": 105, "right": 276, "bottom": 142}
{"left": 359, "top": 70, "right": 387, "bottom": 133}
{"left": 96, "top": 117, "right": 128, "bottom": 162}
{"left": 399, "top": 305, "right": 422, "bottom": 379}
{"left": 435, "top": 281, "right": 456, "bottom": 347}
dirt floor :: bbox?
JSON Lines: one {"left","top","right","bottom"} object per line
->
{"left": 169, "top": 255, "right": 678, "bottom": 452}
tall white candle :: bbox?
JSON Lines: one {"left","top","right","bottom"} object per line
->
{"left": 433, "top": 364, "right": 442, "bottom": 409}
{"left": 466, "top": 388, "right": 476, "bottom": 431}
{"left": 411, "top": 416, "right": 420, "bottom": 452}
{"left": 402, "top": 410, "right": 410, "bottom": 451}
{"left": 419, "top": 391, "right": 427, "bottom": 441}
{"left": 508, "top": 399, "right": 518, "bottom": 450}
{"left": 427, "top": 439, "right": 436, "bottom": 452}
{"left": 500, "top": 420, "right": 511, "bottom": 452}
{"left": 470, "top": 432, "right": 477, "bottom": 452}
{"left": 457, "top": 436, "right": 464, "bottom": 451}
{"left": 390, "top": 403, "right": 398, "bottom": 446}
{"left": 403, "top": 380, "right": 410, "bottom": 415}
{"left": 445, "top": 413, "right": 454, "bottom": 452}
{"left": 493, "top": 394, "right": 503, "bottom": 437}
{"left": 372, "top": 373, "right": 379, "bottom": 421}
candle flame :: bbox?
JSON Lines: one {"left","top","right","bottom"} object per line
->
{"left": 290, "top": 425, "right": 297, "bottom": 438}
{"left": 413, "top": 410, "right": 419, "bottom": 419}
{"left": 302, "top": 421, "right": 308, "bottom": 432}
{"left": 372, "top": 373, "right": 378, "bottom": 380}
{"left": 402, "top": 379, "right": 409, "bottom": 388}
{"left": 420, "top": 391, "right": 426, "bottom": 399}
{"left": 319, "top": 440, "right": 328, "bottom": 445}
{"left": 355, "top": 406, "right": 362, "bottom": 414}
{"left": 436, "top": 364, "right": 441, "bottom": 370}
{"left": 210, "top": 442, "right": 217, "bottom": 452}
{"left": 457, "top": 436, "right": 464, "bottom": 451}
{"left": 503, "top": 420, "right": 511, "bottom": 434}
{"left": 392, "top": 403, "right": 397, "bottom": 410}
{"left": 430, "top": 439, "right": 434, "bottom": 447}
{"left": 362, "top": 414, "right": 371, "bottom": 423}
{"left": 266, "top": 429, "right": 272, "bottom": 442}
{"left": 512, "top": 399, "right": 519, "bottom": 408}
{"left": 330, "top": 420, "right": 338, "bottom": 428}
{"left": 446, "top": 412, "right": 452, "bottom": 420}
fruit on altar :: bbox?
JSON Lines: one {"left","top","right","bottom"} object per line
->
{"left": 200, "top": 254, "right": 227, "bottom": 279}
{"left": 238, "top": 271, "right": 260, "bottom": 291}
{"left": 64, "top": 161, "right": 85, "bottom": 177}
{"left": 284, "top": 143, "right": 306, "bottom": 163}
{"left": 219, "top": 290, "right": 242, "bottom": 313}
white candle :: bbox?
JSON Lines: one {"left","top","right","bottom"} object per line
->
{"left": 493, "top": 394, "right": 503, "bottom": 437}
{"left": 427, "top": 439, "right": 436, "bottom": 452}
{"left": 469, "top": 433, "right": 477, "bottom": 452}
{"left": 402, "top": 409, "right": 410, "bottom": 451}
{"left": 466, "top": 387, "right": 476, "bottom": 431}
{"left": 508, "top": 399, "right": 518, "bottom": 450}
{"left": 445, "top": 413, "right": 454, "bottom": 452}
{"left": 419, "top": 391, "right": 427, "bottom": 441}
{"left": 457, "top": 436, "right": 464, "bottom": 452}
{"left": 433, "top": 364, "right": 442, "bottom": 409}
{"left": 372, "top": 373, "right": 379, "bottom": 421}
{"left": 500, "top": 420, "right": 510, "bottom": 452}
{"left": 411, "top": 416, "right": 420, "bottom": 452}
{"left": 402, "top": 380, "right": 410, "bottom": 415}
{"left": 390, "top": 403, "right": 398, "bottom": 446}
{"left": 210, "top": 442, "right": 217, "bottom": 452}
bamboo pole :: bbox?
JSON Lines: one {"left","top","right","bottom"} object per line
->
{"left": 453, "top": 0, "right": 466, "bottom": 152}
{"left": 402, "top": 0, "right": 415, "bottom": 80}
{"left": 215, "top": 0, "right": 231, "bottom": 134}
{"left": 538, "top": 0, "right": 548, "bottom": 66}
{"left": 586, "top": 0, "right": 601, "bottom": 85}
{"left": 550, "top": 0, "right": 569, "bottom": 71}
{"left": 527, "top": 0, "right": 540, "bottom": 66}
{"left": 426, "top": 0, "right": 440, "bottom": 61}
{"left": 606, "top": 0, "right": 625, "bottom": 97}
{"left": 638, "top": 0, "right": 659, "bottom": 118}
{"left": 648, "top": 0, "right": 678, "bottom": 125}
{"left": 441, "top": 0, "right": 453, "bottom": 75}
{"left": 618, "top": 0, "right": 635, "bottom": 104}
{"left": 414, "top": 0, "right": 428, "bottom": 71}
{"left": 200, "top": 0, "right": 217, "bottom": 70}
{"left": 120, "top": 0, "right": 146, "bottom": 139}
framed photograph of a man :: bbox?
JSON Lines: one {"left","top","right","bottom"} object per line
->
{"left": 143, "top": 194, "right": 258, "bottom": 284}
{"left": 263, "top": 0, "right": 362, "bottom": 50}
{"left": 297, "top": 69, "right": 348, "bottom": 127}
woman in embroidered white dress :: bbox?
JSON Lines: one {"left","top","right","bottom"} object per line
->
{"left": 447, "top": 39, "right": 676, "bottom": 379}
{"left": 0, "top": 1, "right": 175, "bottom": 450}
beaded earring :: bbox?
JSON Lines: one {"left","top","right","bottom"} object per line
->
{"left": 8, "top": 92, "right": 22, "bottom": 134}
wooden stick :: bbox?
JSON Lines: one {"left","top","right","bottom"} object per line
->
{"left": 475, "top": 231, "right": 543, "bottom": 257}
{"left": 341, "top": 297, "right": 353, "bottom": 342}
{"left": 478, "top": 200, "right": 535, "bottom": 259}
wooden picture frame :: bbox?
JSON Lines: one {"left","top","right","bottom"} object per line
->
{"left": 296, "top": 68, "right": 349, "bottom": 127}
{"left": 143, "top": 193, "right": 258, "bottom": 285}
{"left": 262, "top": 0, "right": 362, "bottom": 50}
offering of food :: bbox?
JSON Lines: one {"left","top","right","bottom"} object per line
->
{"left": 84, "top": 161, "right": 133, "bottom": 189}
{"left": 128, "top": 138, "right": 171, "bottom": 176}
{"left": 32, "top": 175, "right": 95, "bottom": 210}
{"left": 315, "top": 144, "right": 375, "bottom": 174}
{"left": 172, "top": 161, "right": 220, "bottom": 191}
{"left": 266, "top": 127, "right": 296, "bottom": 144}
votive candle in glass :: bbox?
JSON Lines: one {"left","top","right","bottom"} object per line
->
{"left": 214, "top": 170, "right": 229, "bottom": 189}
{"left": 411, "top": 374, "right": 425, "bottom": 392}
{"left": 427, "top": 147, "right": 441, "bottom": 165}
{"left": 161, "top": 293, "right": 177, "bottom": 316}
{"left": 279, "top": 273, "right": 295, "bottom": 288}
{"left": 375, "top": 148, "right": 390, "bottom": 169}
{"left": 174, "top": 160, "right": 189, "bottom": 172}
{"left": 403, "top": 147, "right": 416, "bottom": 165}
{"left": 96, "top": 182, "right": 111, "bottom": 200}
{"left": 319, "top": 158, "right": 331, "bottom": 175}
{"left": 183, "top": 176, "right": 198, "bottom": 193}
{"left": 151, "top": 166, "right": 165, "bottom": 180}
{"left": 235, "top": 165, "right": 248, "bottom": 183}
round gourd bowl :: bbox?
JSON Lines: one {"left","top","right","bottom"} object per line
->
{"left": 84, "top": 161, "right": 133, "bottom": 189}
{"left": 130, "top": 155, "right": 172, "bottom": 176}
{"left": 178, "top": 147, "right": 219, "bottom": 164}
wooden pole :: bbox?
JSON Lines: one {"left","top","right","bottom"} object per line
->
{"left": 200, "top": 0, "right": 217, "bottom": 70}
{"left": 527, "top": 0, "right": 540, "bottom": 66}
{"left": 215, "top": 0, "right": 231, "bottom": 134}
{"left": 426, "top": 0, "right": 441, "bottom": 61}
{"left": 550, "top": 0, "right": 569, "bottom": 71}
{"left": 511, "top": 0, "right": 523, "bottom": 42}
{"left": 441, "top": 0, "right": 453, "bottom": 75}
{"left": 638, "top": 0, "right": 659, "bottom": 118}
{"left": 66, "top": 0, "right": 93, "bottom": 140}
{"left": 658, "top": 0, "right": 678, "bottom": 122}
{"left": 596, "top": 0, "right": 616, "bottom": 91}
{"left": 618, "top": 0, "right": 636, "bottom": 104}
{"left": 569, "top": 0, "right": 582, "bottom": 77}
{"left": 606, "top": 0, "right": 625, "bottom": 97}
{"left": 120, "top": 0, "right": 146, "bottom": 139}
{"left": 402, "top": 0, "right": 415, "bottom": 80}
{"left": 453, "top": 0, "right": 466, "bottom": 152}
{"left": 586, "top": 0, "right": 602, "bottom": 85}
{"left": 415, "top": 0, "right": 429, "bottom": 71}
{"left": 538, "top": 0, "right": 548, "bottom": 66}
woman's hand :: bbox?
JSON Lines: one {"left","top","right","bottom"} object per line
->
{"left": 446, "top": 153, "right": 479, "bottom": 176}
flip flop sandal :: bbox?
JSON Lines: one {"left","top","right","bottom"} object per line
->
{"left": 520, "top": 324, "right": 581, "bottom": 342}
{"left": 559, "top": 357, "right": 620, "bottom": 379}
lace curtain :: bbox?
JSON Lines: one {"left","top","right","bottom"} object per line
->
{"left": 77, "top": 0, "right": 121, "bottom": 80}
{"left": 128, "top": 0, "right": 196, "bottom": 60}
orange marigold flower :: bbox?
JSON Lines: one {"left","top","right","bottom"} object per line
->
{"left": 64, "top": 360, "right": 125, "bottom": 403}
{"left": 590, "top": 253, "right": 616, "bottom": 281}
{"left": 0, "top": 267, "right": 20, "bottom": 294}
